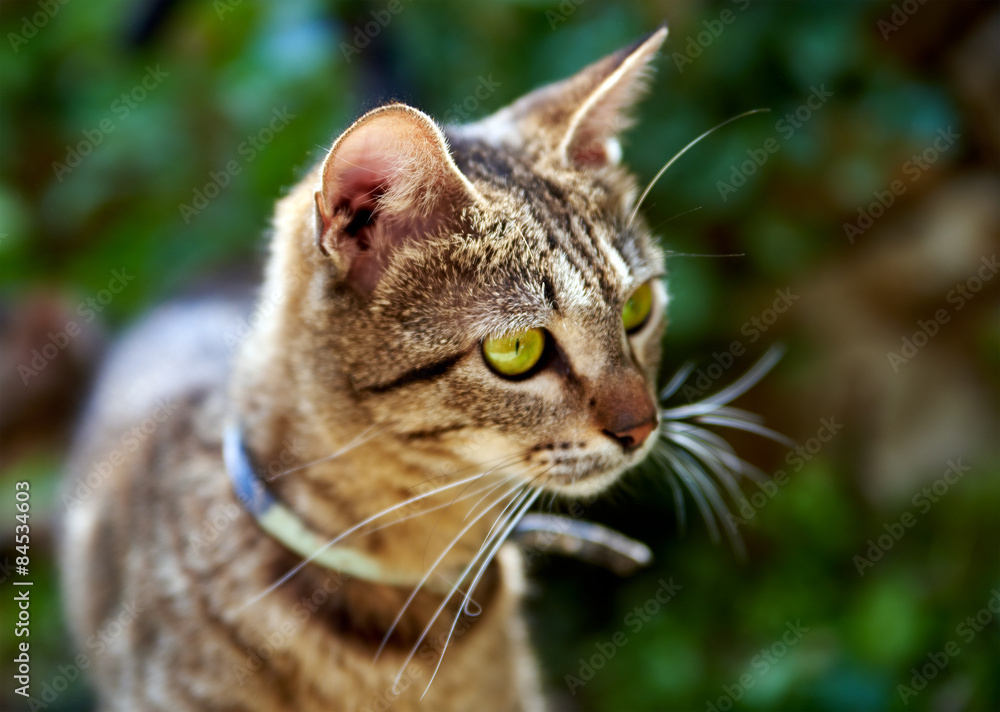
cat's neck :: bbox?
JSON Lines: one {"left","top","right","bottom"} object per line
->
{"left": 231, "top": 384, "right": 487, "bottom": 577}
{"left": 229, "top": 315, "right": 502, "bottom": 595}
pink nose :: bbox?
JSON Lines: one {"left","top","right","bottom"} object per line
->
{"left": 589, "top": 369, "right": 659, "bottom": 454}
{"left": 604, "top": 418, "right": 657, "bottom": 453}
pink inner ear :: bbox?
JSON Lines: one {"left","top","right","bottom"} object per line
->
{"left": 316, "top": 106, "right": 480, "bottom": 294}
{"left": 318, "top": 136, "right": 445, "bottom": 294}
{"left": 540, "top": 30, "right": 665, "bottom": 170}
{"left": 570, "top": 141, "right": 609, "bottom": 168}
{"left": 564, "top": 97, "right": 632, "bottom": 169}
{"left": 329, "top": 139, "right": 400, "bottom": 213}
{"left": 316, "top": 136, "right": 402, "bottom": 286}
{"left": 338, "top": 166, "right": 385, "bottom": 212}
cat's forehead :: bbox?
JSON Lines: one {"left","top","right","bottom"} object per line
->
{"left": 371, "top": 136, "right": 664, "bottom": 341}
{"left": 449, "top": 135, "right": 625, "bottom": 213}
{"left": 446, "top": 138, "right": 662, "bottom": 319}
{"left": 396, "top": 225, "right": 654, "bottom": 350}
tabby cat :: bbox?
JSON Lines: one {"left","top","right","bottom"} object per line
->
{"left": 61, "top": 28, "right": 675, "bottom": 711}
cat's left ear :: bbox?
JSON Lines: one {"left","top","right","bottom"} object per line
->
{"left": 315, "top": 104, "right": 485, "bottom": 293}
{"left": 464, "top": 27, "right": 667, "bottom": 169}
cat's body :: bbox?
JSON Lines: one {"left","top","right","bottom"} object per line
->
{"left": 61, "top": 297, "right": 536, "bottom": 711}
{"left": 61, "top": 30, "right": 669, "bottom": 711}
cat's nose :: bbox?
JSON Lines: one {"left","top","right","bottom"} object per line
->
{"left": 603, "top": 418, "right": 657, "bottom": 453}
{"left": 590, "top": 372, "right": 659, "bottom": 453}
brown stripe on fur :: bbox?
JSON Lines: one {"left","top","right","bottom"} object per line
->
{"left": 358, "top": 351, "right": 467, "bottom": 394}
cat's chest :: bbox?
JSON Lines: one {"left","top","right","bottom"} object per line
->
{"left": 223, "top": 547, "right": 539, "bottom": 712}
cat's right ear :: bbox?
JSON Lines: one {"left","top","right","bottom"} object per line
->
{"left": 460, "top": 27, "right": 667, "bottom": 170}
{"left": 315, "top": 104, "right": 484, "bottom": 294}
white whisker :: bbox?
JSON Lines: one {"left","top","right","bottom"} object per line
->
{"left": 687, "top": 346, "right": 784, "bottom": 412}
{"left": 656, "top": 446, "right": 720, "bottom": 542}
{"left": 477, "top": 479, "right": 538, "bottom": 545}
{"left": 654, "top": 346, "right": 785, "bottom": 553}
{"left": 664, "top": 430, "right": 743, "bottom": 503}
{"left": 403, "top": 449, "right": 534, "bottom": 491}
{"left": 627, "top": 108, "right": 771, "bottom": 229}
{"left": 362, "top": 470, "right": 522, "bottom": 538}
{"left": 655, "top": 205, "right": 703, "bottom": 228}
{"left": 404, "top": 454, "right": 530, "bottom": 566}
{"left": 375, "top": 482, "right": 527, "bottom": 661}
{"left": 703, "top": 405, "right": 765, "bottom": 424}
{"left": 673, "top": 450, "right": 744, "bottom": 557}
{"left": 665, "top": 468, "right": 687, "bottom": 535}
{"left": 419, "top": 488, "right": 543, "bottom": 698}
{"left": 694, "top": 415, "right": 794, "bottom": 447}
{"left": 242, "top": 470, "right": 496, "bottom": 609}
{"left": 461, "top": 467, "right": 528, "bottom": 522}
{"left": 388, "top": 487, "right": 536, "bottom": 686}
{"left": 664, "top": 422, "right": 740, "bottom": 468}
{"left": 659, "top": 361, "right": 695, "bottom": 401}
{"left": 268, "top": 419, "right": 391, "bottom": 481}
{"left": 667, "top": 423, "right": 768, "bottom": 482}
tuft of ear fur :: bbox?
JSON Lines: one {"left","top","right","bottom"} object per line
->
{"left": 315, "top": 104, "right": 484, "bottom": 293}
{"left": 457, "top": 27, "right": 667, "bottom": 169}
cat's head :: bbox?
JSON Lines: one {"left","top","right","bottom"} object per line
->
{"left": 291, "top": 29, "right": 668, "bottom": 497}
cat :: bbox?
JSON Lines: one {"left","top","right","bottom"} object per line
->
{"left": 60, "top": 28, "right": 676, "bottom": 711}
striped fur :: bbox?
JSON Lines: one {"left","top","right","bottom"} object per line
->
{"left": 61, "top": 28, "right": 668, "bottom": 711}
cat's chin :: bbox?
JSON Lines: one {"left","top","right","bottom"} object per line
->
{"left": 533, "top": 456, "right": 635, "bottom": 498}
{"left": 522, "top": 435, "right": 657, "bottom": 498}
{"left": 540, "top": 468, "right": 625, "bottom": 498}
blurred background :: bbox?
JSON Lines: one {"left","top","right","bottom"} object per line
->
{"left": 1, "top": 0, "right": 997, "bottom": 710}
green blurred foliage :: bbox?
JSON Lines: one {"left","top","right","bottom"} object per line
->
{"left": 1, "top": 1, "right": 997, "bottom": 711}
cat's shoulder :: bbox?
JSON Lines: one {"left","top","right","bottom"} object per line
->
{"left": 68, "top": 291, "right": 253, "bottom": 471}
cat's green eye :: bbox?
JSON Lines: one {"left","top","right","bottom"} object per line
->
{"left": 482, "top": 328, "right": 545, "bottom": 377}
{"left": 622, "top": 282, "right": 654, "bottom": 333}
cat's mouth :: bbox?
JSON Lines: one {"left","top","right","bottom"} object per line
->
{"left": 528, "top": 441, "right": 654, "bottom": 496}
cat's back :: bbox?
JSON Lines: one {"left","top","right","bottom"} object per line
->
{"left": 60, "top": 293, "right": 251, "bottom": 648}
{"left": 71, "top": 294, "right": 250, "bottom": 446}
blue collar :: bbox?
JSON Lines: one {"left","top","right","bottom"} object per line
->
{"left": 223, "top": 424, "right": 442, "bottom": 588}
{"left": 223, "top": 425, "right": 652, "bottom": 585}
{"left": 223, "top": 424, "right": 276, "bottom": 516}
